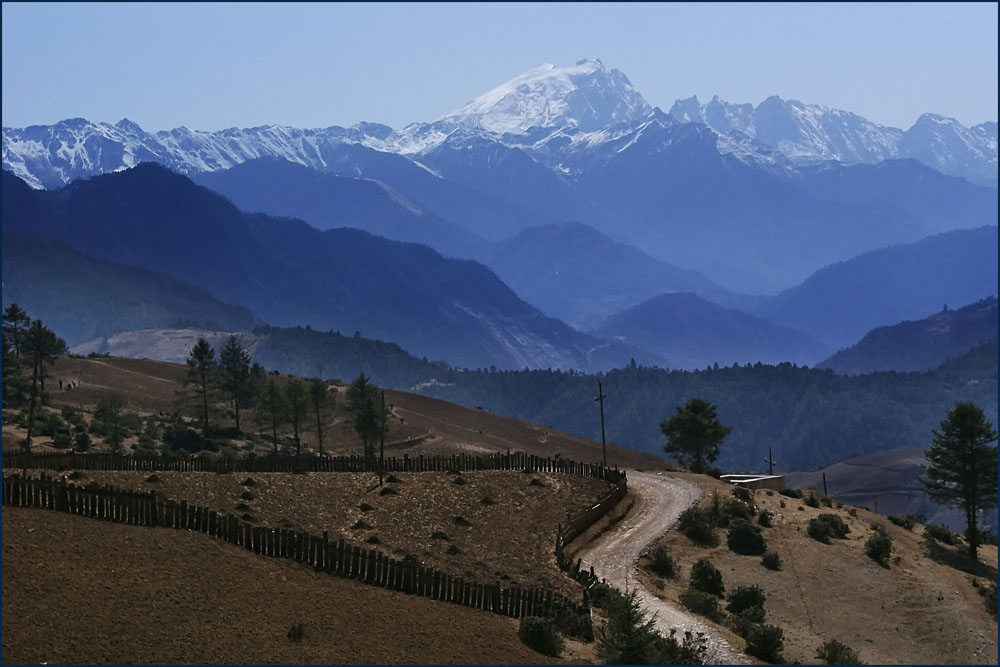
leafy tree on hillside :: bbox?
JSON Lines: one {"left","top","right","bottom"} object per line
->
{"left": 921, "top": 401, "right": 998, "bottom": 561}
{"left": 2, "top": 303, "right": 31, "bottom": 356}
{"left": 183, "top": 337, "right": 218, "bottom": 439}
{"left": 255, "top": 378, "right": 287, "bottom": 454}
{"left": 346, "top": 372, "right": 388, "bottom": 471}
{"left": 218, "top": 334, "right": 252, "bottom": 432}
{"left": 22, "top": 319, "right": 67, "bottom": 450}
{"left": 285, "top": 379, "right": 308, "bottom": 456}
{"left": 309, "top": 378, "right": 331, "bottom": 455}
{"left": 660, "top": 397, "right": 732, "bottom": 473}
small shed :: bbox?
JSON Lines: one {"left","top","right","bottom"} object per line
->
{"left": 720, "top": 473, "right": 786, "bottom": 491}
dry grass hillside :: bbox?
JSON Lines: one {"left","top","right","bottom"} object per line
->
{"left": 14, "top": 356, "right": 667, "bottom": 471}
{"left": 636, "top": 473, "right": 999, "bottom": 665}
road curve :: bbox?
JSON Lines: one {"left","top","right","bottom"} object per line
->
{"left": 574, "top": 471, "right": 749, "bottom": 665}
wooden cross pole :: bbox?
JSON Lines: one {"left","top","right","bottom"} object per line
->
{"left": 764, "top": 447, "right": 776, "bottom": 476}
{"left": 594, "top": 380, "right": 607, "bottom": 468}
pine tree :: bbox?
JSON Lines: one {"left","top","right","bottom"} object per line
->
{"left": 218, "top": 335, "right": 252, "bottom": 432}
{"left": 183, "top": 338, "right": 217, "bottom": 439}
{"left": 22, "top": 320, "right": 67, "bottom": 450}
{"left": 345, "top": 373, "right": 387, "bottom": 470}
{"left": 255, "top": 378, "right": 287, "bottom": 455}
{"left": 922, "top": 402, "right": 998, "bottom": 561}
{"left": 660, "top": 398, "right": 732, "bottom": 473}
{"left": 2, "top": 303, "right": 30, "bottom": 356}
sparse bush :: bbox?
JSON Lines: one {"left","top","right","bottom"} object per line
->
{"left": 518, "top": 616, "right": 564, "bottom": 657}
{"left": 690, "top": 558, "right": 724, "bottom": 596}
{"left": 808, "top": 518, "right": 832, "bottom": 543}
{"left": 727, "top": 518, "right": 766, "bottom": 556}
{"left": 979, "top": 581, "right": 997, "bottom": 619}
{"left": 779, "top": 488, "right": 802, "bottom": 499}
{"left": 925, "top": 523, "right": 961, "bottom": 545}
{"left": 757, "top": 509, "right": 774, "bottom": 527}
{"left": 804, "top": 492, "right": 821, "bottom": 508}
{"left": 745, "top": 623, "right": 785, "bottom": 663}
{"left": 732, "top": 486, "right": 753, "bottom": 504}
{"left": 51, "top": 430, "right": 72, "bottom": 449}
{"left": 588, "top": 582, "right": 623, "bottom": 611}
{"left": 817, "top": 638, "right": 864, "bottom": 664}
{"left": 848, "top": 508, "right": 858, "bottom": 518}
{"left": 679, "top": 588, "right": 724, "bottom": 622}
{"left": 74, "top": 431, "right": 91, "bottom": 452}
{"left": 865, "top": 525, "right": 893, "bottom": 567}
{"left": 726, "top": 585, "right": 767, "bottom": 624}
{"left": 888, "top": 515, "right": 915, "bottom": 531}
{"left": 709, "top": 491, "right": 756, "bottom": 527}
{"left": 678, "top": 506, "right": 718, "bottom": 547}
{"left": 649, "top": 545, "right": 677, "bottom": 579}
{"left": 817, "top": 513, "right": 850, "bottom": 538}
{"left": 809, "top": 514, "right": 850, "bottom": 543}
{"left": 761, "top": 551, "right": 782, "bottom": 571}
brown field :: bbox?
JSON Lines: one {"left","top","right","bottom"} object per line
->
{"left": 637, "top": 474, "right": 999, "bottom": 665}
{"left": 1, "top": 508, "right": 566, "bottom": 665}
{"left": 19, "top": 469, "right": 608, "bottom": 597}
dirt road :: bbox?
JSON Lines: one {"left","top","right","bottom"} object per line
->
{"left": 575, "top": 471, "right": 749, "bottom": 664}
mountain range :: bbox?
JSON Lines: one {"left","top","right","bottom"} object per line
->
{"left": 4, "top": 58, "right": 996, "bottom": 294}
{"left": 1, "top": 166, "right": 656, "bottom": 371}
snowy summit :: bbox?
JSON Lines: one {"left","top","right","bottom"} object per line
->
{"left": 438, "top": 58, "right": 652, "bottom": 135}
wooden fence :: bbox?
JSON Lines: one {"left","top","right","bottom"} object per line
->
{"left": 2, "top": 473, "right": 588, "bottom": 621}
{"left": 1, "top": 450, "right": 625, "bottom": 483}
{"left": 555, "top": 476, "right": 629, "bottom": 589}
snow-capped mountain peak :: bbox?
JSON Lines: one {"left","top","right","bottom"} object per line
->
{"left": 438, "top": 58, "right": 652, "bottom": 135}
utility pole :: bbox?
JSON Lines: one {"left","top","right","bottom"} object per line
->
{"left": 594, "top": 380, "right": 607, "bottom": 468}
{"left": 763, "top": 447, "right": 775, "bottom": 475}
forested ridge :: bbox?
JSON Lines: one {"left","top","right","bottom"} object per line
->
{"left": 250, "top": 325, "right": 997, "bottom": 472}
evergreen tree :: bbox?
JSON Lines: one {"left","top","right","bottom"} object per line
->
{"left": 2, "top": 303, "right": 30, "bottom": 356}
{"left": 921, "top": 402, "right": 998, "bottom": 561}
{"left": 218, "top": 334, "right": 252, "bottom": 432}
{"left": 255, "top": 378, "right": 287, "bottom": 454}
{"left": 345, "top": 372, "right": 387, "bottom": 470}
{"left": 285, "top": 379, "right": 308, "bottom": 456}
{"left": 183, "top": 337, "right": 217, "bottom": 439}
{"left": 660, "top": 397, "right": 732, "bottom": 473}
{"left": 309, "top": 378, "right": 331, "bottom": 455}
{"left": 22, "top": 319, "right": 67, "bottom": 450}
{"left": 1, "top": 331, "right": 27, "bottom": 408}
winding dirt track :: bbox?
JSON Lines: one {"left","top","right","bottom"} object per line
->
{"left": 575, "top": 471, "right": 749, "bottom": 665}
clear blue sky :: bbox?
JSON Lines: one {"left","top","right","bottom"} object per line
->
{"left": 2, "top": 2, "right": 997, "bottom": 132}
